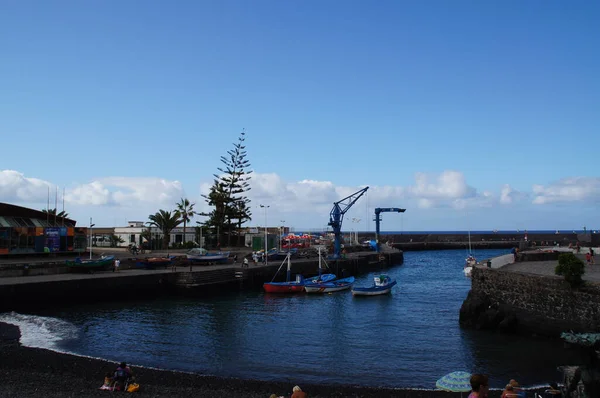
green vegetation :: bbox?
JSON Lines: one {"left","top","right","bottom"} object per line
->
{"left": 147, "top": 210, "right": 181, "bottom": 249}
{"left": 176, "top": 198, "right": 196, "bottom": 245}
{"left": 201, "top": 130, "right": 252, "bottom": 246}
{"left": 555, "top": 252, "right": 585, "bottom": 287}
{"left": 109, "top": 234, "right": 124, "bottom": 248}
{"left": 41, "top": 208, "right": 69, "bottom": 220}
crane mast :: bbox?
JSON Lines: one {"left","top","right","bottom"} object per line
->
{"left": 374, "top": 207, "right": 406, "bottom": 252}
{"left": 328, "top": 186, "right": 369, "bottom": 259}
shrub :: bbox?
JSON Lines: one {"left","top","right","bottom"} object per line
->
{"left": 555, "top": 253, "right": 585, "bottom": 287}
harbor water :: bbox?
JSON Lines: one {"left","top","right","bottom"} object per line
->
{"left": 0, "top": 249, "right": 581, "bottom": 389}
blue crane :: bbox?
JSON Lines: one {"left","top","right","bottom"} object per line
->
{"left": 374, "top": 207, "right": 406, "bottom": 252}
{"left": 328, "top": 186, "right": 369, "bottom": 259}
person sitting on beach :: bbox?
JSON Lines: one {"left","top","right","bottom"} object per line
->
{"left": 508, "top": 380, "right": 525, "bottom": 398}
{"left": 113, "top": 362, "right": 133, "bottom": 391}
{"left": 290, "top": 385, "right": 307, "bottom": 398}
{"left": 99, "top": 372, "right": 114, "bottom": 390}
{"left": 468, "top": 374, "right": 489, "bottom": 398}
{"left": 500, "top": 384, "right": 513, "bottom": 398}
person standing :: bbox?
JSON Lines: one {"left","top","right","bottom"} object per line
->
{"left": 114, "top": 258, "right": 120, "bottom": 272}
{"left": 590, "top": 247, "right": 595, "bottom": 265}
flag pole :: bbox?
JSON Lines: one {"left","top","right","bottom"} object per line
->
{"left": 47, "top": 186, "right": 50, "bottom": 225}
{"left": 62, "top": 187, "right": 65, "bottom": 227}
{"left": 54, "top": 186, "right": 58, "bottom": 226}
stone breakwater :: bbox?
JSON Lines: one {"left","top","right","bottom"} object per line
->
{"left": 459, "top": 254, "right": 600, "bottom": 337}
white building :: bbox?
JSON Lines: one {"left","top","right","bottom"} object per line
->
{"left": 114, "top": 221, "right": 198, "bottom": 248}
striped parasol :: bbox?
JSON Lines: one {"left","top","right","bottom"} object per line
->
{"left": 436, "top": 371, "right": 472, "bottom": 396}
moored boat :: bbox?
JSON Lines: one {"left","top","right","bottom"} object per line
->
{"left": 351, "top": 274, "right": 397, "bottom": 296}
{"left": 263, "top": 252, "right": 336, "bottom": 294}
{"left": 135, "top": 256, "right": 175, "bottom": 269}
{"left": 463, "top": 255, "right": 476, "bottom": 277}
{"left": 304, "top": 276, "right": 355, "bottom": 293}
{"left": 65, "top": 255, "right": 114, "bottom": 272}
{"left": 186, "top": 248, "right": 230, "bottom": 264}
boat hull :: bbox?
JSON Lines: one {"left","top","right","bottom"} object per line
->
{"left": 263, "top": 283, "right": 306, "bottom": 293}
{"left": 263, "top": 273, "right": 337, "bottom": 294}
{"left": 135, "top": 257, "right": 173, "bottom": 269}
{"left": 352, "top": 280, "right": 397, "bottom": 296}
{"left": 304, "top": 277, "right": 355, "bottom": 293}
{"left": 65, "top": 255, "right": 115, "bottom": 271}
{"left": 187, "top": 251, "right": 230, "bottom": 263}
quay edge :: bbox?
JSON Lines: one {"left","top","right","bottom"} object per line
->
{"left": 0, "top": 250, "right": 403, "bottom": 312}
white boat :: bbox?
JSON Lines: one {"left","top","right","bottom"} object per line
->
{"left": 351, "top": 275, "right": 397, "bottom": 296}
{"left": 463, "top": 230, "right": 476, "bottom": 277}
{"left": 186, "top": 248, "right": 230, "bottom": 263}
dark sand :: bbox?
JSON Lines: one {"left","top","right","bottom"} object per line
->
{"left": 1, "top": 321, "right": 544, "bottom": 397}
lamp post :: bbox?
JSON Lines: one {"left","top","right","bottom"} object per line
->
{"left": 89, "top": 218, "right": 95, "bottom": 259}
{"left": 260, "top": 204, "right": 270, "bottom": 266}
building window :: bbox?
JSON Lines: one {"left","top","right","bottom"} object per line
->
{"left": 130, "top": 234, "right": 135, "bottom": 243}
{"left": 175, "top": 234, "right": 182, "bottom": 244}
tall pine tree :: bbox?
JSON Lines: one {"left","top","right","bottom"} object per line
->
{"left": 201, "top": 129, "right": 252, "bottom": 246}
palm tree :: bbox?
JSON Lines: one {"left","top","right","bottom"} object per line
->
{"left": 148, "top": 210, "right": 181, "bottom": 249}
{"left": 41, "top": 208, "right": 70, "bottom": 226}
{"left": 176, "top": 198, "right": 196, "bottom": 246}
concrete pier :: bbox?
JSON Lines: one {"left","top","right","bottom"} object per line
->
{"left": 0, "top": 249, "right": 404, "bottom": 312}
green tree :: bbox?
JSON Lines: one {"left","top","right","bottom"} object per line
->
{"left": 555, "top": 252, "right": 585, "bottom": 287}
{"left": 202, "top": 129, "right": 252, "bottom": 246}
{"left": 109, "top": 234, "right": 125, "bottom": 248}
{"left": 148, "top": 210, "right": 181, "bottom": 249}
{"left": 200, "top": 182, "right": 228, "bottom": 245}
{"left": 41, "top": 208, "right": 70, "bottom": 225}
{"left": 176, "top": 198, "right": 196, "bottom": 245}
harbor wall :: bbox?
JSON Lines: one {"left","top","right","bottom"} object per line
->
{"left": 0, "top": 251, "right": 404, "bottom": 312}
{"left": 460, "top": 266, "right": 600, "bottom": 337}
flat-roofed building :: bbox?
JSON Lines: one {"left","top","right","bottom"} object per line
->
{"left": 0, "top": 202, "right": 86, "bottom": 255}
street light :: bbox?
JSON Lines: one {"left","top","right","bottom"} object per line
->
{"left": 89, "top": 217, "right": 96, "bottom": 259}
{"left": 260, "top": 204, "right": 270, "bottom": 266}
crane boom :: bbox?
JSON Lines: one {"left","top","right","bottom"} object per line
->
{"left": 374, "top": 207, "right": 406, "bottom": 252}
{"left": 328, "top": 186, "right": 369, "bottom": 259}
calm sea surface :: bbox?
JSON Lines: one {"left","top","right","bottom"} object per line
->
{"left": 0, "top": 249, "right": 581, "bottom": 389}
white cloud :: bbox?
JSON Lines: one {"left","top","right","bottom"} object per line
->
{"left": 5, "top": 169, "right": 599, "bottom": 228}
{"left": 0, "top": 170, "right": 51, "bottom": 202}
{"left": 65, "top": 177, "right": 184, "bottom": 207}
{"left": 532, "top": 177, "right": 600, "bottom": 205}
{"left": 500, "top": 184, "right": 528, "bottom": 205}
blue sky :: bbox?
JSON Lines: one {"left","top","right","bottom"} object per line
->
{"left": 1, "top": 0, "right": 599, "bottom": 231}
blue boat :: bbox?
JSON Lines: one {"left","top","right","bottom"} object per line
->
{"left": 351, "top": 274, "right": 397, "bottom": 296}
{"left": 304, "top": 276, "right": 355, "bottom": 293}
{"left": 263, "top": 252, "right": 336, "bottom": 293}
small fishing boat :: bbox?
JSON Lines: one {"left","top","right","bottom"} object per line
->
{"left": 304, "top": 276, "right": 355, "bottom": 293}
{"left": 186, "top": 248, "right": 230, "bottom": 264}
{"left": 135, "top": 256, "right": 175, "bottom": 269}
{"left": 263, "top": 252, "right": 336, "bottom": 294}
{"left": 352, "top": 274, "right": 397, "bottom": 296}
{"left": 464, "top": 255, "right": 477, "bottom": 277}
{"left": 66, "top": 255, "right": 114, "bottom": 272}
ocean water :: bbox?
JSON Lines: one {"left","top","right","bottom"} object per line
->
{"left": 0, "top": 249, "right": 582, "bottom": 389}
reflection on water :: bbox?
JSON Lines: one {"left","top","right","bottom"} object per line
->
{"left": 18, "top": 249, "right": 580, "bottom": 389}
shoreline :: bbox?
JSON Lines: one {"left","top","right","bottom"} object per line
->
{"left": 0, "top": 321, "right": 548, "bottom": 397}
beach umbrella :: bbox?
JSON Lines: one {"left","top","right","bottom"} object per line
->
{"left": 436, "top": 371, "right": 472, "bottom": 397}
